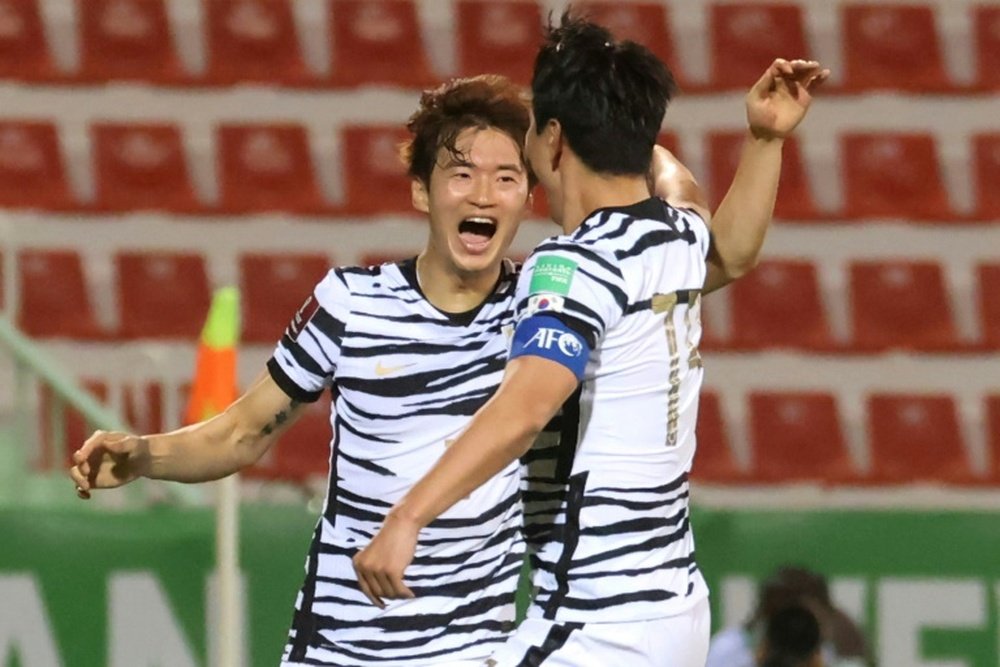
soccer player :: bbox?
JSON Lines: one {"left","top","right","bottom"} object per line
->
{"left": 352, "top": 13, "right": 828, "bottom": 667}
{"left": 68, "top": 72, "right": 765, "bottom": 666}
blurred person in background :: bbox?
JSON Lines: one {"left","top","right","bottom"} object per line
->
{"left": 68, "top": 68, "right": 769, "bottom": 665}
{"left": 708, "top": 566, "right": 871, "bottom": 667}
{"left": 757, "top": 604, "right": 825, "bottom": 667}
{"left": 353, "top": 8, "right": 827, "bottom": 666}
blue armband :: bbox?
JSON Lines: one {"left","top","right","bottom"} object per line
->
{"left": 509, "top": 316, "right": 590, "bottom": 381}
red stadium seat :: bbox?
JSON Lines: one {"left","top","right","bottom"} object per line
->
{"left": 575, "top": 2, "right": 688, "bottom": 87}
{"left": 867, "top": 393, "right": 973, "bottom": 484}
{"left": 749, "top": 392, "right": 857, "bottom": 483}
{"left": 18, "top": 250, "right": 103, "bottom": 339}
{"left": 0, "top": 120, "right": 73, "bottom": 210}
{"left": 691, "top": 391, "right": 743, "bottom": 482}
{"left": 92, "top": 122, "right": 201, "bottom": 213}
{"left": 840, "top": 133, "right": 952, "bottom": 221}
{"left": 217, "top": 123, "right": 326, "bottom": 214}
{"left": 707, "top": 131, "right": 818, "bottom": 219}
{"left": 39, "top": 379, "right": 108, "bottom": 468}
{"left": 729, "top": 260, "right": 832, "bottom": 350}
{"left": 978, "top": 263, "right": 1000, "bottom": 349}
{"left": 972, "top": 6, "right": 1000, "bottom": 91}
{"left": 205, "top": 0, "right": 314, "bottom": 86}
{"left": 115, "top": 252, "right": 211, "bottom": 339}
{"left": 77, "top": 0, "right": 186, "bottom": 83}
{"left": 971, "top": 133, "right": 1000, "bottom": 220}
{"left": 987, "top": 395, "right": 1000, "bottom": 482}
{"left": 340, "top": 124, "right": 413, "bottom": 215}
{"left": 239, "top": 252, "right": 330, "bottom": 343}
{"left": 709, "top": 3, "right": 810, "bottom": 91}
{"left": 328, "top": 0, "right": 435, "bottom": 88}
{"left": 455, "top": 0, "right": 541, "bottom": 84}
{"left": 849, "top": 260, "right": 958, "bottom": 351}
{"left": 841, "top": 4, "right": 952, "bottom": 92}
{"left": 0, "top": 0, "right": 59, "bottom": 81}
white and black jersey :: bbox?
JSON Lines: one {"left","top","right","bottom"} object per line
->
{"left": 268, "top": 258, "right": 525, "bottom": 666}
{"left": 511, "top": 197, "right": 711, "bottom": 624}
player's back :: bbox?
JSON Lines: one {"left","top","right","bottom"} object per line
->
{"left": 518, "top": 197, "right": 710, "bottom": 624}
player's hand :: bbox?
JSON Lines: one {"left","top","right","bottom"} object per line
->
{"left": 746, "top": 58, "right": 829, "bottom": 141}
{"left": 352, "top": 511, "right": 419, "bottom": 608}
{"left": 69, "top": 430, "right": 151, "bottom": 499}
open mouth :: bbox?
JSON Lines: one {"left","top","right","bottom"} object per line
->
{"left": 458, "top": 217, "right": 497, "bottom": 254}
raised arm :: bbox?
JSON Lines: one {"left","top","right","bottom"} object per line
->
{"left": 702, "top": 58, "right": 828, "bottom": 294}
{"left": 69, "top": 370, "right": 306, "bottom": 498}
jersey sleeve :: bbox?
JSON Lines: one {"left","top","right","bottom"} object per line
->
{"left": 508, "top": 243, "right": 627, "bottom": 380}
{"left": 267, "top": 269, "right": 349, "bottom": 403}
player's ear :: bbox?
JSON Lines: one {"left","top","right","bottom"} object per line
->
{"left": 411, "top": 177, "right": 430, "bottom": 214}
{"left": 547, "top": 120, "right": 563, "bottom": 172}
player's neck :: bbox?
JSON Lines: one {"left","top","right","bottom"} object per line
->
{"left": 415, "top": 252, "right": 500, "bottom": 313}
{"left": 558, "top": 163, "right": 650, "bottom": 235}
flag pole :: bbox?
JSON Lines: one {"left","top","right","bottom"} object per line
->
{"left": 186, "top": 287, "right": 242, "bottom": 667}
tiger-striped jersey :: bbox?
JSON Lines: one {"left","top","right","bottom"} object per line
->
{"left": 268, "top": 258, "right": 525, "bottom": 666}
{"left": 516, "top": 197, "right": 711, "bottom": 624}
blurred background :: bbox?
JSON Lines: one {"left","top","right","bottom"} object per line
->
{"left": 0, "top": 0, "right": 997, "bottom": 665}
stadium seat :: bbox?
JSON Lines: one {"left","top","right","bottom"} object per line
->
{"left": 691, "top": 391, "right": 743, "bottom": 482}
{"left": 987, "top": 395, "right": 1000, "bottom": 482}
{"left": 18, "top": 250, "right": 104, "bottom": 339}
{"left": 77, "top": 0, "right": 186, "bottom": 83}
{"left": 867, "top": 393, "right": 973, "bottom": 484}
{"left": 707, "top": 132, "right": 818, "bottom": 220}
{"left": 239, "top": 252, "right": 330, "bottom": 343}
{"left": 205, "top": 0, "right": 314, "bottom": 86}
{"left": 0, "top": 0, "right": 59, "bottom": 81}
{"left": 216, "top": 123, "right": 327, "bottom": 214}
{"left": 973, "top": 6, "right": 1000, "bottom": 91}
{"left": 849, "top": 260, "right": 959, "bottom": 351}
{"left": 455, "top": 0, "right": 541, "bottom": 84}
{"left": 971, "top": 133, "right": 1000, "bottom": 220}
{"left": 729, "top": 259, "right": 833, "bottom": 350}
{"left": 575, "top": 2, "right": 688, "bottom": 87}
{"left": 708, "top": 3, "right": 810, "bottom": 91}
{"left": 115, "top": 252, "right": 211, "bottom": 339}
{"left": 328, "top": 0, "right": 435, "bottom": 88}
{"left": 841, "top": 4, "right": 952, "bottom": 92}
{"left": 749, "top": 391, "right": 857, "bottom": 483}
{"left": 840, "top": 133, "right": 952, "bottom": 221}
{"left": 340, "top": 124, "right": 414, "bottom": 215}
{"left": 0, "top": 120, "right": 73, "bottom": 210}
{"left": 39, "top": 379, "right": 107, "bottom": 468}
{"left": 978, "top": 263, "right": 1000, "bottom": 349}
{"left": 91, "top": 122, "right": 201, "bottom": 213}
{"left": 251, "top": 391, "right": 332, "bottom": 483}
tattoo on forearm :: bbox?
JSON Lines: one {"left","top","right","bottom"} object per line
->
{"left": 260, "top": 400, "right": 302, "bottom": 436}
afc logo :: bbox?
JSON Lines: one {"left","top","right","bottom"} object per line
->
{"left": 524, "top": 327, "right": 583, "bottom": 358}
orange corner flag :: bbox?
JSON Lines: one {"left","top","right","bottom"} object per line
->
{"left": 185, "top": 287, "right": 241, "bottom": 425}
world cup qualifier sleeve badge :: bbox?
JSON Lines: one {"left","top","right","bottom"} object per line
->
{"left": 528, "top": 255, "right": 577, "bottom": 296}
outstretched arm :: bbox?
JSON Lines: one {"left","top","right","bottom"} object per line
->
{"left": 703, "top": 58, "right": 828, "bottom": 294}
{"left": 69, "top": 370, "right": 305, "bottom": 498}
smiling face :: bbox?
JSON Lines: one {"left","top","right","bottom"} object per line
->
{"left": 413, "top": 126, "right": 531, "bottom": 277}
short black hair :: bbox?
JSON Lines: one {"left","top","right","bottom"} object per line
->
{"left": 530, "top": 9, "right": 677, "bottom": 176}
{"left": 403, "top": 74, "right": 532, "bottom": 186}
{"left": 760, "top": 605, "right": 822, "bottom": 667}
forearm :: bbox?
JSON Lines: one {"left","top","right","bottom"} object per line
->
{"left": 392, "top": 398, "right": 541, "bottom": 529}
{"left": 707, "top": 132, "right": 784, "bottom": 290}
{"left": 144, "top": 409, "right": 266, "bottom": 483}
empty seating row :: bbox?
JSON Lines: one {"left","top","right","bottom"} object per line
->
{"left": 3, "top": 249, "right": 998, "bottom": 350}
{"left": 695, "top": 391, "right": 1000, "bottom": 485}
{"left": 1, "top": 120, "right": 998, "bottom": 221}
{"left": 2, "top": 0, "right": 998, "bottom": 92}
{"left": 40, "top": 382, "right": 1000, "bottom": 486}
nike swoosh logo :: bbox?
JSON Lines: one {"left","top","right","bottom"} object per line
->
{"left": 375, "top": 361, "right": 415, "bottom": 377}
